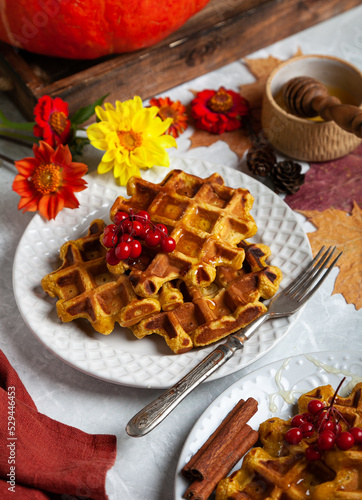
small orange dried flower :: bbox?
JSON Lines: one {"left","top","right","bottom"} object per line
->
{"left": 149, "top": 97, "right": 188, "bottom": 138}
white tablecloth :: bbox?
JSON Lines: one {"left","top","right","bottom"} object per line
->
{"left": 0, "top": 6, "right": 361, "bottom": 499}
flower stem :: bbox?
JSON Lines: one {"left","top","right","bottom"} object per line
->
{"left": 0, "top": 109, "right": 35, "bottom": 131}
{"left": 0, "top": 131, "right": 36, "bottom": 144}
{"left": 0, "top": 152, "right": 15, "bottom": 164}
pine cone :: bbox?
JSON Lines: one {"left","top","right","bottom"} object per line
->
{"left": 270, "top": 160, "right": 305, "bottom": 194}
{"left": 246, "top": 143, "right": 276, "bottom": 177}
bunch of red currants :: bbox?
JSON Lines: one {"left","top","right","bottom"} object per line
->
{"left": 284, "top": 396, "right": 362, "bottom": 461}
{"left": 102, "top": 209, "right": 176, "bottom": 266}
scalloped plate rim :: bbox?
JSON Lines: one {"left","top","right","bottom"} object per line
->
{"left": 12, "top": 158, "right": 311, "bottom": 388}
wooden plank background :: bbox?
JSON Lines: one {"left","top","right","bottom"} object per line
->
{"left": 0, "top": 0, "right": 360, "bottom": 119}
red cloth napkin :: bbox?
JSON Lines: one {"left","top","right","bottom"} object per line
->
{"left": 0, "top": 351, "right": 117, "bottom": 499}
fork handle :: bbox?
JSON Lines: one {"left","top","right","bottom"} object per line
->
{"left": 125, "top": 337, "right": 242, "bottom": 437}
{"left": 126, "top": 314, "right": 268, "bottom": 437}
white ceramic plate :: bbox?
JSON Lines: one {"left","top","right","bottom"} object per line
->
{"left": 13, "top": 157, "right": 311, "bottom": 388}
{"left": 174, "top": 351, "right": 362, "bottom": 499}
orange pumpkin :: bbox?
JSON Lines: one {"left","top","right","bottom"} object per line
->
{"left": 0, "top": 0, "right": 210, "bottom": 59}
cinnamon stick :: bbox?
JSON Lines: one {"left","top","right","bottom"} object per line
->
{"left": 184, "top": 425, "right": 259, "bottom": 500}
{"left": 182, "top": 397, "right": 258, "bottom": 481}
{"left": 182, "top": 397, "right": 246, "bottom": 479}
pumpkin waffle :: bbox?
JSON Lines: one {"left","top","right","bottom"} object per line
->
{"left": 130, "top": 241, "right": 282, "bottom": 353}
{"left": 41, "top": 219, "right": 162, "bottom": 335}
{"left": 216, "top": 382, "right": 362, "bottom": 500}
{"left": 108, "top": 169, "right": 258, "bottom": 297}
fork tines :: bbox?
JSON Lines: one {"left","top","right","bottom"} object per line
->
{"left": 286, "top": 246, "right": 342, "bottom": 302}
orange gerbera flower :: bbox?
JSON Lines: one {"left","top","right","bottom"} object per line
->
{"left": 149, "top": 97, "right": 188, "bottom": 138}
{"left": 12, "top": 141, "right": 88, "bottom": 220}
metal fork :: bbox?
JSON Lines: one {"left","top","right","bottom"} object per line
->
{"left": 126, "top": 246, "right": 342, "bottom": 437}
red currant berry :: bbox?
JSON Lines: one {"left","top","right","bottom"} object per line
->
{"left": 336, "top": 431, "right": 355, "bottom": 450}
{"left": 307, "top": 399, "right": 325, "bottom": 415}
{"left": 350, "top": 427, "right": 362, "bottom": 444}
{"left": 285, "top": 427, "right": 303, "bottom": 445}
{"left": 301, "top": 412, "right": 314, "bottom": 422}
{"left": 316, "top": 411, "right": 328, "bottom": 428}
{"left": 119, "top": 233, "right": 134, "bottom": 243}
{"left": 106, "top": 248, "right": 120, "bottom": 266}
{"left": 300, "top": 422, "right": 315, "bottom": 438}
{"left": 138, "top": 222, "right": 153, "bottom": 240}
{"left": 334, "top": 422, "right": 342, "bottom": 436}
{"left": 317, "top": 430, "right": 335, "bottom": 451}
{"left": 103, "top": 231, "right": 118, "bottom": 248}
{"left": 121, "top": 220, "right": 134, "bottom": 234}
{"left": 160, "top": 236, "right": 176, "bottom": 253}
{"left": 305, "top": 445, "right": 322, "bottom": 461}
{"left": 129, "top": 240, "right": 142, "bottom": 259}
{"left": 103, "top": 224, "right": 117, "bottom": 236}
{"left": 320, "top": 419, "right": 336, "bottom": 433}
{"left": 115, "top": 242, "right": 131, "bottom": 260}
{"left": 136, "top": 210, "right": 150, "bottom": 221}
{"left": 114, "top": 211, "right": 128, "bottom": 224}
{"left": 291, "top": 414, "right": 307, "bottom": 428}
{"left": 145, "top": 231, "right": 162, "bottom": 247}
{"left": 155, "top": 223, "right": 168, "bottom": 237}
{"left": 129, "top": 220, "right": 144, "bottom": 237}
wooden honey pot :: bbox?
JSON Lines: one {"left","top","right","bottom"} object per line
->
{"left": 262, "top": 55, "right": 362, "bottom": 162}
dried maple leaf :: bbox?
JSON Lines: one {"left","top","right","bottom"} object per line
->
{"left": 240, "top": 48, "right": 303, "bottom": 113}
{"left": 298, "top": 202, "right": 362, "bottom": 309}
{"left": 285, "top": 143, "right": 362, "bottom": 213}
{"left": 243, "top": 55, "right": 283, "bottom": 80}
{"left": 243, "top": 48, "right": 302, "bottom": 80}
{"left": 238, "top": 78, "right": 267, "bottom": 112}
{"left": 188, "top": 123, "right": 252, "bottom": 156}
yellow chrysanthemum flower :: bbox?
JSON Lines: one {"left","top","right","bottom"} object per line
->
{"left": 87, "top": 96, "right": 177, "bottom": 185}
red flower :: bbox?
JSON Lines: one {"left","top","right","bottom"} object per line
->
{"left": 33, "top": 96, "right": 71, "bottom": 147}
{"left": 191, "top": 87, "right": 249, "bottom": 134}
{"left": 13, "top": 141, "right": 88, "bottom": 220}
{"left": 149, "top": 97, "right": 188, "bottom": 138}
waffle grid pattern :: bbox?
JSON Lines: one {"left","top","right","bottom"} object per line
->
{"left": 13, "top": 158, "right": 311, "bottom": 388}
{"left": 109, "top": 169, "right": 258, "bottom": 296}
{"left": 131, "top": 242, "right": 282, "bottom": 353}
{"left": 41, "top": 220, "right": 162, "bottom": 335}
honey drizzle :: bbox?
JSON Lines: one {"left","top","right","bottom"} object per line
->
{"left": 269, "top": 358, "right": 298, "bottom": 412}
{"left": 304, "top": 354, "right": 362, "bottom": 391}
{"left": 268, "top": 354, "right": 362, "bottom": 413}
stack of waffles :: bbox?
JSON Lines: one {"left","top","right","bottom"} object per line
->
{"left": 215, "top": 382, "right": 362, "bottom": 499}
{"left": 41, "top": 169, "right": 282, "bottom": 353}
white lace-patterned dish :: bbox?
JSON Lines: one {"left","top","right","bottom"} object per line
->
{"left": 13, "top": 158, "right": 311, "bottom": 389}
{"left": 174, "top": 351, "right": 362, "bottom": 499}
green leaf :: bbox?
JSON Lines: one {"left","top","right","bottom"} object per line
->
{"left": 69, "top": 136, "right": 90, "bottom": 157}
{"left": 0, "top": 109, "right": 35, "bottom": 131}
{"left": 70, "top": 94, "right": 109, "bottom": 126}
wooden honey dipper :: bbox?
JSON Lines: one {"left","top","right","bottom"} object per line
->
{"left": 282, "top": 76, "right": 362, "bottom": 138}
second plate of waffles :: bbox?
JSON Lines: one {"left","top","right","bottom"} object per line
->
{"left": 13, "top": 157, "right": 311, "bottom": 388}
{"left": 175, "top": 351, "right": 362, "bottom": 499}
